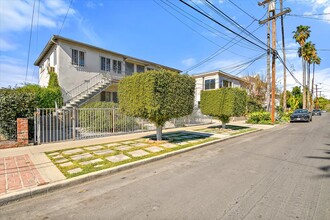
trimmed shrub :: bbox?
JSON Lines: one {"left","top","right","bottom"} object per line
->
{"left": 118, "top": 69, "right": 195, "bottom": 140}
{"left": 246, "top": 112, "right": 271, "bottom": 124}
{"left": 200, "top": 88, "right": 247, "bottom": 128}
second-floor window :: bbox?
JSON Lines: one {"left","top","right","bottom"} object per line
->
{"left": 72, "top": 49, "right": 85, "bottom": 67}
{"left": 113, "top": 60, "right": 122, "bottom": 74}
{"left": 205, "top": 79, "right": 215, "bottom": 90}
{"left": 101, "top": 57, "right": 111, "bottom": 72}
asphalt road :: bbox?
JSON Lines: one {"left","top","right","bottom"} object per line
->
{"left": 1, "top": 114, "right": 330, "bottom": 220}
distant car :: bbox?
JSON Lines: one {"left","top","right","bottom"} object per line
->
{"left": 312, "top": 109, "right": 322, "bottom": 116}
{"left": 290, "top": 109, "right": 312, "bottom": 122}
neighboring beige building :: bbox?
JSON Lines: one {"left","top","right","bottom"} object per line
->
{"left": 34, "top": 35, "right": 180, "bottom": 108}
{"left": 192, "top": 70, "right": 248, "bottom": 107}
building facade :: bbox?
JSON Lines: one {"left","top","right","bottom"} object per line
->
{"left": 192, "top": 70, "right": 248, "bottom": 107}
{"left": 34, "top": 35, "right": 180, "bottom": 106}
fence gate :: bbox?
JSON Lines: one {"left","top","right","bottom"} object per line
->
{"left": 34, "top": 108, "right": 213, "bottom": 144}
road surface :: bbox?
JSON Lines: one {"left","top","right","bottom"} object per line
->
{"left": 1, "top": 114, "right": 329, "bottom": 220}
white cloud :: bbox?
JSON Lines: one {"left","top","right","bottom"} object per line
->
{"left": 182, "top": 58, "right": 196, "bottom": 67}
{"left": 0, "top": 0, "right": 75, "bottom": 33}
{"left": 0, "top": 38, "right": 17, "bottom": 51}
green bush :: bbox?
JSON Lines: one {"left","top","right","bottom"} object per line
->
{"left": 200, "top": 88, "right": 247, "bottom": 128}
{"left": 0, "top": 88, "right": 36, "bottom": 140}
{"left": 247, "top": 98, "right": 264, "bottom": 113}
{"left": 118, "top": 69, "right": 195, "bottom": 140}
{"left": 247, "top": 111, "right": 271, "bottom": 124}
{"left": 0, "top": 76, "right": 62, "bottom": 140}
{"left": 233, "top": 88, "right": 247, "bottom": 116}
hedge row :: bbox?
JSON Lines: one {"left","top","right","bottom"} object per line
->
{"left": 118, "top": 69, "right": 195, "bottom": 127}
{"left": 0, "top": 73, "right": 62, "bottom": 140}
{"left": 200, "top": 87, "right": 247, "bottom": 118}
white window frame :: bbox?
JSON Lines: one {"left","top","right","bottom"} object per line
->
{"left": 72, "top": 49, "right": 85, "bottom": 67}
{"left": 101, "top": 56, "right": 111, "bottom": 72}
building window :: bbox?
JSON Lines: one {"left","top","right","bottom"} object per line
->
{"left": 223, "top": 80, "right": 232, "bottom": 88}
{"left": 205, "top": 79, "right": 215, "bottom": 90}
{"left": 101, "top": 57, "right": 111, "bottom": 72}
{"left": 72, "top": 49, "right": 85, "bottom": 67}
{"left": 113, "top": 60, "right": 122, "bottom": 74}
{"left": 112, "top": 92, "right": 118, "bottom": 103}
{"left": 101, "top": 91, "right": 118, "bottom": 103}
{"left": 125, "top": 62, "right": 134, "bottom": 76}
{"left": 137, "top": 65, "right": 145, "bottom": 73}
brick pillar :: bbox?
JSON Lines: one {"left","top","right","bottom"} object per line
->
{"left": 17, "top": 118, "right": 28, "bottom": 146}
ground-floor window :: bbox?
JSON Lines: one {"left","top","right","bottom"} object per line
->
{"left": 101, "top": 91, "right": 118, "bottom": 103}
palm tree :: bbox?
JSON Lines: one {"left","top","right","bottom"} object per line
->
{"left": 311, "top": 54, "right": 321, "bottom": 109}
{"left": 299, "top": 41, "right": 315, "bottom": 110}
{"left": 293, "top": 25, "right": 311, "bottom": 109}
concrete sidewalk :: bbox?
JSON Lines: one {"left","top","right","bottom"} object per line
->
{"left": 0, "top": 121, "right": 276, "bottom": 204}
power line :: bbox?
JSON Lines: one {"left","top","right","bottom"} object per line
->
{"left": 179, "top": 0, "right": 268, "bottom": 52}
{"left": 58, "top": 0, "right": 73, "bottom": 35}
{"left": 228, "top": 0, "right": 258, "bottom": 21}
{"left": 158, "top": 0, "right": 260, "bottom": 51}
{"left": 154, "top": 0, "right": 254, "bottom": 57}
{"left": 202, "top": 0, "right": 269, "bottom": 49}
{"left": 25, "top": 0, "right": 36, "bottom": 83}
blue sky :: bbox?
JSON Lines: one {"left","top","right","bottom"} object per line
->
{"left": 0, "top": 0, "right": 329, "bottom": 98}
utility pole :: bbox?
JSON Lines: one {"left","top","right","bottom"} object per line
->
{"left": 315, "top": 84, "right": 318, "bottom": 109}
{"left": 258, "top": 0, "right": 291, "bottom": 123}
{"left": 280, "top": 0, "right": 287, "bottom": 112}
{"left": 266, "top": 7, "right": 271, "bottom": 112}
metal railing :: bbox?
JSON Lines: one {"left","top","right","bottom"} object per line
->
{"left": 34, "top": 108, "right": 213, "bottom": 144}
{"left": 63, "top": 70, "right": 131, "bottom": 105}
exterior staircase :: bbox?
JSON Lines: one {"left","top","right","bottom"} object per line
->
{"left": 62, "top": 73, "right": 115, "bottom": 109}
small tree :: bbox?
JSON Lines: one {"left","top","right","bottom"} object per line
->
{"left": 200, "top": 88, "right": 247, "bottom": 129}
{"left": 118, "top": 69, "right": 195, "bottom": 141}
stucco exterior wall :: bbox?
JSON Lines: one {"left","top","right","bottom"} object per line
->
{"left": 38, "top": 46, "right": 58, "bottom": 87}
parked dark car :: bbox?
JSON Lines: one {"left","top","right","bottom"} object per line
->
{"left": 312, "top": 109, "right": 322, "bottom": 116}
{"left": 290, "top": 109, "right": 312, "bottom": 122}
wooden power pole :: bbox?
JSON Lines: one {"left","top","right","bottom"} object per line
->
{"left": 280, "top": 0, "right": 287, "bottom": 112}
{"left": 258, "top": 0, "right": 291, "bottom": 123}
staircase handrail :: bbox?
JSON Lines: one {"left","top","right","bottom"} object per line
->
{"left": 63, "top": 72, "right": 113, "bottom": 104}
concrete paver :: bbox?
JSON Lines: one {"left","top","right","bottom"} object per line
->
{"left": 127, "top": 150, "right": 150, "bottom": 158}
{"left": 70, "top": 153, "right": 93, "bottom": 161}
{"left": 145, "top": 146, "right": 164, "bottom": 153}
{"left": 67, "top": 168, "right": 83, "bottom": 175}
{"left": 0, "top": 121, "right": 272, "bottom": 200}
{"left": 106, "top": 154, "right": 131, "bottom": 163}
{"left": 93, "top": 149, "right": 115, "bottom": 155}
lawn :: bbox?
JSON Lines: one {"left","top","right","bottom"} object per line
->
{"left": 195, "top": 124, "right": 257, "bottom": 135}
{"left": 46, "top": 131, "right": 217, "bottom": 178}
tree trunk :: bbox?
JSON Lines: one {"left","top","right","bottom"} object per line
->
{"left": 311, "top": 63, "right": 315, "bottom": 109}
{"left": 156, "top": 126, "right": 162, "bottom": 141}
{"left": 222, "top": 121, "right": 226, "bottom": 129}
{"left": 302, "top": 57, "right": 306, "bottom": 109}
{"left": 307, "top": 63, "right": 311, "bottom": 111}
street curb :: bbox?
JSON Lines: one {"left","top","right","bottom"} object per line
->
{"left": 0, "top": 128, "right": 262, "bottom": 206}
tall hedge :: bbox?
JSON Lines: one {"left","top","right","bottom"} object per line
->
{"left": 0, "top": 88, "right": 36, "bottom": 140}
{"left": 200, "top": 88, "right": 247, "bottom": 128}
{"left": 0, "top": 73, "right": 62, "bottom": 140}
{"left": 118, "top": 69, "right": 195, "bottom": 140}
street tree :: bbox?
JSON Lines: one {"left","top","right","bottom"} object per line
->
{"left": 200, "top": 88, "right": 247, "bottom": 129}
{"left": 293, "top": 25, "right": 311, "bottom": 109}
{"left": 118, "top": 69, "right": 195, "bottom": 141}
